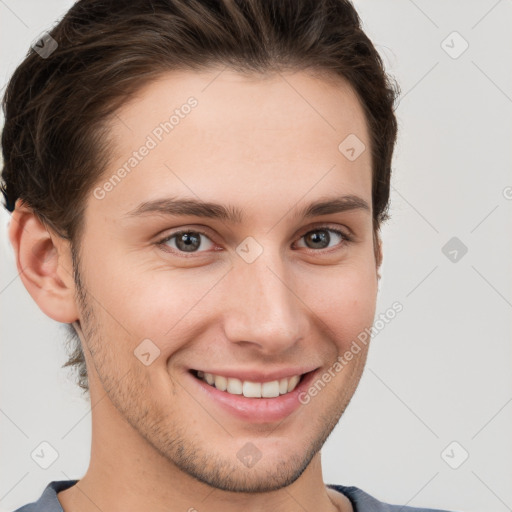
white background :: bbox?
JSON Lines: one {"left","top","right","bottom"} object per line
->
{"left": 1, "top": 1, "right": 511, "bottom": 511}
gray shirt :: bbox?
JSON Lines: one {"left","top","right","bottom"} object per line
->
{"left": 12, "top": 480, "right": 459, "bottom": 512}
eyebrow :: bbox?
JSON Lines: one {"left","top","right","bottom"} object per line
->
{"left": 124, "top": 194, "right": 370, "bottom": 223}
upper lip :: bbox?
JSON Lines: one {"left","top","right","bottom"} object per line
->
{"left": 192, "top": 367, "right": 319, "bottom": 382}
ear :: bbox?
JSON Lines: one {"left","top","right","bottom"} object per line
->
{"left": 373, "top": 230, "right": 383, "bottom": 279}
{"left": 8, "top": 199, "right": 79, "bottom": 323}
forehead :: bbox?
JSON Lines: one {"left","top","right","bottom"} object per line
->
{"left": 87, "top": 67, "right": 372, "bottom": 223}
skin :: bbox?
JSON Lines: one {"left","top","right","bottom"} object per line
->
{"left": 9, "top": 67, "right": 382, "bottom": 512}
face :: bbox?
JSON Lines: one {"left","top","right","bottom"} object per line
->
{"left": 73, "top": 68, "right": 379, "bottom": 492}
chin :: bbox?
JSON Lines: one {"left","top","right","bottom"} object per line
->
{"left": 180, "top": 452, "right": 313, "bottom": 493}
{"left": 158, "top": 424, "right": 328, "bottom": 494}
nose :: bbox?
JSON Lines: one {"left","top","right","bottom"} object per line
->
{"left": 222, "top": 246, "right": 307, "bottom": 355}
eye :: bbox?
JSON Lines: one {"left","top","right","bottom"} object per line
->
{"left": 156, "top": 225, "right": 351, "bottom": 257}
{"left": 158, "top": 230, "right": 215, "bottom": 254}
{"left": 294, "top": 227, "right": 351, "bottom": 251}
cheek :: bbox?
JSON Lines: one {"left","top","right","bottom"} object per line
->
{"left": 85, "top": 250, "right": 226, "bottom": 343}
{"left": 296, "top": 259, "right": 378, "bottom": 349}
{"left": 83, "top": 232, "right": 377, "bottom": 359}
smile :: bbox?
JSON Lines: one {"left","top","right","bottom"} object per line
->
{"left": 195, "top": 370, "right": 302, "bottom": 398}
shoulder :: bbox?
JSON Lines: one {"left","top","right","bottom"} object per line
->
{"left": 328, "top": 484, "right": 462, "bottom": 512}
{"left": 12, "top": 480, "right": 78, "bottom": 512}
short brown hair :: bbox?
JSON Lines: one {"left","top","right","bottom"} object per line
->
{"left": 1, "top": 0, "right": 400, "bottom": 395}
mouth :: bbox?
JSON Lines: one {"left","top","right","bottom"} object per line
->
{"left": 188, "top": 367, "right": 319, "bottom": 423}
{"left": 192, "top": 369, "right": 302, "bottom": 398}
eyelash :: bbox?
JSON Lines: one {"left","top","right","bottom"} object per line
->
{"left": 156, "top": 225, "right": 352, "bottom": 257}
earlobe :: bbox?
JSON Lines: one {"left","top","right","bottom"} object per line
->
{"left": 377, "top": 238, "right": 383, "bottom": 276}
{"left": 373, "top": 230, "right": 383, "bottom": 278}
{"left": 72, "top": 320, "right": 86, "bottom": 344}
{"left": 8, "top": 200, "right": 79, "bottom": 324}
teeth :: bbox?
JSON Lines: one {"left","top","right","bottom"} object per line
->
{"left": 214, "top": 374, "right": 227, "bottom": 391}
{"left": 262, "top": 380, "right": 280, "bottom": 398}
{"left": 227, "top": 377, "right": 243, "bottom": 394}
{"left": 243, "top": 381, "right": 261, "bottom": 398}
{"left": 287, "top": 375, "right": 300, "bottom": 392}
{"left": 196, "top": 371, "right": 302, "bottom": 398}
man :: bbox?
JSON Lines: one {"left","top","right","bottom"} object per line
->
{"left": 2, "top": 0, "right": 459, "bottom": 511}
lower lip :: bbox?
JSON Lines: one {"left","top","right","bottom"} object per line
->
{"left": 189, "top": 370, "right": 319, "bottom": 424}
